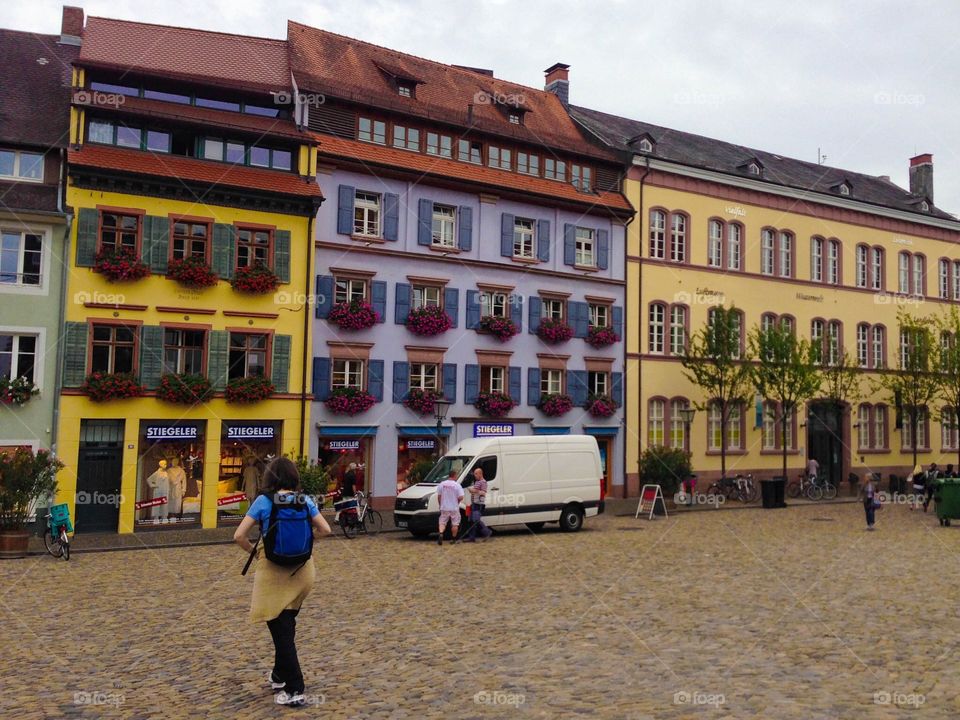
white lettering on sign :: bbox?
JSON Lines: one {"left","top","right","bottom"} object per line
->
{"left": 407, "top": 439, "right": 436, "bottom": 450}
{"left": 892, "top": 238, "right": 914, "bottom": 246}
{"left": 328, "top": 440, "right": 360, "bottom": 451}
{"left": 474, "top": 424, "right": 514, "bottom": 438}
{"left": 226, "top": 426, "right": 275, "bottom": 440}
{"left": 145, "top": 426, "right": 197, "bottom": 441}
{"left": 724, "top": 205, "right": 746, "bottom": 217}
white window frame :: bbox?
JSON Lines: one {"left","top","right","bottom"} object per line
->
{"left": 811, "top": 237, "right": 824, "bottom": 282}
{"left": 940, "top": 259, "right": 950, "bottom": 299}
{"left": 590, "top": 303, "right": 609, "bottom": 329}
{"left": 827, "top": 240, "right": 839, "bottom": 285}
{"left": 649, "top": 399, "right": 665, "bottom": 447}
{"left": 480, "top": 291, "right": 508, "bottom": 319}
{"left": 0, "top": 227, "right": 50, "bottom": 296}
{"left": 0, "top": 149, "right": 44, "bottom": 182}
{"left": 857, "top": 405, "right": 871, "bottom": 450}
{"left": 332, "top": 359, "right": 365, "bottom": 390}
{"left": 871, "top": 248, "right": 883, "bottom": 290}
{"left": 857, "top": 324, "right": 869, "bottom": 368}
{"left": 431, "top": 204, "right": 456, "bottom": 247}
{"left": 334, "top": 278, "right": 367, "bottom": 304}
{"left": 670, "top": 214, "right": 686, "bottom": 263}
{"left": 0, "top": 327, "right": 44, "bottom": 392}
{"left": 513, "top": 218, "right": 534, "bottom": 259}
{"left": 412, "top": 285, "right": 442, "bottom": 310}
{"left": 872, "top": 326, "right": 884, "bottom": 369}
{"left": 898, "top": 253, "right": 910, "bottom": 293}
{"left": 912, "top": 254, "right": 924, "bottom": 297}
{"left": 542, "top": 298, "right": 564, "bottom": 321}
{"left": 779, "top": 232, "right": 792, "bottom": 278}
{"left": 855, "top": 245, "right": 867, "bottom": 288}
{"left": 648, "top": 304, "right": 665, "bottom": 354}
{"left": 575, "top": 227, "right": 595, "bottom": 266}
{"left": 670, "top": 305, "right": 686, "bottom": 356}
{"left": 408, "top": 362, "right": 439, "bottom": 392}
{"left": 588, "top": 370, "right": 608, "bottom": 397}
{"left": 761, "top": 229, "right": 775, "bottom": 275}
{"left": 727, "top": 223, "right": 741, "bottom": 270}
{"left": 540, "top": 368, "right": 563, "bottom": 396}
{"left": 486, "top": 366, "right": 506, "bottom": 394}
{"left": 708, "top": 220, "right": 722, "bottom": 268}
{"left": 649, "top": 210, "right": 666, "bottom": 259}
{"left": 353, "top": 191, "right": 381, "bottom": 238}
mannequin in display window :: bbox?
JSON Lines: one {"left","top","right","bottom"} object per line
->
{"left": 167, "top": 456, "right": 187, "bottom": 519}
{"left": 146, "top": 459, "right": 171, "bottom": 523}
{"left": 242, "top": 455, "right": 261, "bottom": 503}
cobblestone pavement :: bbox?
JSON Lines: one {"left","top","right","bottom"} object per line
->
{"left": 2, "top": 501, "right": 959, "bottom": 719}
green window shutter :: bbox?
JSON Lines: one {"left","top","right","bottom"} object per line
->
{"left": 76, "top": 208, "right": 99, "bottom": 267}
{"left": 271, "top": 334, "right": 292, "bottom": 393}
{"left": 208, "top": 330, "right": 229, "bottom": 390}
{"left": 61, "top": 321, "right": 88, "bottom": 387}
{"left": 139, "top": 326, "right": 165, "bottom": 390}
{"left": 212, "top": 224, "right": 236, "bottom": 280}
{"left": 142, "top": 216, "right": 170, "bottom": 274}
{"left": 274, "top": 230, "right": 291, "bottom": 283}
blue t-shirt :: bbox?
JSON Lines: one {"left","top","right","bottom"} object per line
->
{"left": 247, "top": 493, "right": 319, "bottom": 534}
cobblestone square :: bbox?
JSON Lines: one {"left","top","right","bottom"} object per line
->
{"left": 2, "top": 502, "right": 959, "bottom": 719}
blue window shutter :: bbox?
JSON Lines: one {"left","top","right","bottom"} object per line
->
{"left": 392, "top": 361, "right": 409, "bottom": 402}
{"left": 569, "top": 370, "right": 588, "bottom": 406}
{"left": 312, "top": 357, "right": 330, "bottom": 401}
{"left": 383, "top": 193, "right": 399, "bottom": 241}
{"left": 273, "top": 229, "right": 291, "bottom": 282}
{"left": 563, "top": 224, "right": 576, "bottom": 266}
{"left": 500, "top": 213, "right": 514, "bottom": 257}
{"left": 572, "top": 301, "right": 589, "bottom": 338}
{"left": 458, "top": 206, "right": 473, "bottom": 251}
{"left": 444, "top": 287, "right": 459, "bottom": 327}
{"left": 315, "top": 275, "right": 334, "bottom": 318}
{"left": 466, "top": 290, "right": 481, "bottom": 329}
{"left": 597, "top": 229, "right": 609, "bottom": 270}
{"left": 528, "top": 296, "right": 542, "bottom": 334}
{"left": 337, "top": 185, "right": 354, "bottom": 235}
{"left": 508, "top": 366, "right": 521, "bottom": 402}
{"left": 527, "top": 368, "right": 541, "bottom": 406}
{"left": 417, "top": 198, "right": 433, "bottom": 246}
{"left": 395, "top": 283, "right": 411, "bottom": 324}
{"left": 611, "top": 372, "right": 623, "bottom": 406}
{"left": 537, "top": 219, "right": 551, "bottom": 262}
{"left": 465, "top": 364, "right": 480, "bottom": 404}
{"left": 442, "top": 363, "right": 457, "bottom": 403}
{"left": 368, "top": 360, "right": 384, "bottom": 402}
{"left": 612, "top": 305, "right": 624, "bottom": 337}
{"left": 371, "top": 280, "right": 387, "bottom": 323}
{"left": 76, "top": 207, "right": 99, "bottom": 267}
{"left": 510, "top": 293, "right": 523, "bottom": 332}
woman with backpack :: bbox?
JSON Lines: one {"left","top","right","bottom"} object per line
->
{"left": 234, "top": 457, "right": 331, "bottom": 707}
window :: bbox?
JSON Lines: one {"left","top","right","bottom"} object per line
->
{"left": 540, "top": 369, "right": 563, "bottom": 396}
{"left": 249, "top": 146, "right": 270, "bottom": 168}
{"left": 761, "top": 229, "right": 775, "bottom": 275}
{"left": 543, "top": 158, "right": 567, "bottom": 181}
{"left": 827, "top": 239, "right": 840, "bottom": 285}
{"left": 871, "top": 247, "right": 884, "bottom": 290}
{"left": 812, "top": 237, "right": 824, "bottom": 282}
{"left": 397, "top": 82, "right": 413, "bottom": 98}
{"left": 670, "top": 305, "right": 687, "bottom": 355}
{"left": 0, "top": 334, "right": 36, "bottom": 383}
{"left": 91, "top": 324, "right": 136, "bottom": 374}
{"left": 332, "top": 359, "right": 364, "bottom": 389}
{"left": 575, "top": 227, "right": 595, "bottom": 266}
{"left": 727, "top": 223, "right": 742, "bottom": 270}
{"left": 953, "top": 261, "right": 960, "bottom": 301}
{"left": 902, "top": 406, "right": 928, "bottom": 450}
{"left": 638, "top": 138, "right": 654, "bottom": 153}
{"left": 855, "top": 244, "right": 867, "bottom": 288}
{"left": 943, "top": 408, "right": 959, "bottom": 451}
{"left": 480, "top": 291, "right": 508, "bottom": 319}
{"left": 811, "top": 320, "right": 824, "bottom": 363}
{"left": 670, "top": 214, "right": 687, "bottom": 263}
{"left": 431, "top": 205, "right": 457, "bottom": 247}
{"left": 857, "top": 324, "right": 869, "bottom": 368}
{"left": 910, "top": 253, "right": 925, "bottom": 296}
{"left": 648, "top": 303, "right": 665, "bottom": 354}
{"left": 358, "top": 117, "right": 386, "bottom": 145}
{"left": 710, "top": 221, "right": 741, "bottom": 270}
{"left": 779, "top": 232, "right": 793, "bottom": 278}
{"left": 857, "top": 405, "right": 871, "bottom": 450}
{"left": 827, "top": 321, "right": 841, "bottom": 366}
{"left": 481, "top": 365, "right": 506, "bottom": 394}
{"left": 873, "top": 405, "right": 888, "bottom": 450}
{"left": 409, "top": 363, "right": 439, "bottom": 391}
{"left": 513, "top": 218, "right": 535, "bottom": 259}
{"left": 170, "top": 220, "right": 209, "bottom": 262}
{"left": 708, "top": 402, "right": 742, "bottom": 451}
{"left": 542, "top": 298, "right": 564, "bottom": 321}
{"left": 508, "top": 113, "right": 521, "bottom": 125}
{"left": 761, "top": 313, "right": 776, "bottom": 333}
{"left": 412, "top": 285, "right": 442, "bottom": 310}
{"left": 334, "top": 277, "right": 367, "bottom": 304}
{"left": 708, "top": 307, "right": 743, "bottom": 359}
{"left": 488, "top": 146, "right": 511, "bottom": 170}
{"left": 708, "top": 220, "right": 722, "bottom": 268}
{"left": 898, "top": 252, "right": 910, "bottom": 293}
{"left": 353, "top": 191, "right": 381, "bottom": 237}
{"left": 761, "top": 228, "right": 793, "bottom": 277}
{"left": 87, "top": 119, "right": 170, "bottom": 154}
{"left": 571, "top": 164, "right": 592, "bottom": 192}
{"left": 872, "top": 326, "right": 885, "bottom": 369}
{"left": 162, "top": 328, "right": 205, "bottom": 375}
{"left": 458, "top": 139, "right": 482, "bottom": 164}
{"left": 649, "top": 210, "right": 666, "bottom": 259}
{"left": 98, "top": 211, "right": 139, "bottom": 254}
{"left": 228, "top": 333, "right": 268, "bottom": 380}
{"left": 517, "top": 152, "right": 539, "bottom": 176}
{"left": 236, "top": 227, "right": 271, "bottom": 270}
{"left": 425, "top": 132, "right": 453, "bottom": 158}
{"left": 762, "top": 402, "right": 778, "bottom": 451}
{"left": 0, "top": 149, "right": 43, "bottom": 181}
{"left": 940, "top": 259, "right": 950, "bottom": 299}
{"left": 588, "top": 370, "right": 609, "bottom": 398}
{"left": 648, "top": 399, "right": 665, "bottom": 447}
{"left": 392, "top": 125, "right": 420, "bottom": 152}
{"left": 589, "top": 303, "right": 609, "bottom": 329}
{"left": 116, "top": 125, "right": 140, "bottom": 148}
{"left": 669, "top": 398, "right": 689, "bottom": 450}
{"left": 0, "top": 231, "right": 42, "bottom": 286}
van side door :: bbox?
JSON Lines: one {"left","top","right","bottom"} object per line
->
{"left": 466, "top": 455, "right": 501, "bottom": 526}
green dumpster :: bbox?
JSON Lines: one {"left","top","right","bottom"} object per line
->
{"left": 933, "top": 479, "right": 960, "bottom": 526}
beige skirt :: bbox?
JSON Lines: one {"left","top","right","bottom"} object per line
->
{"left": 249, "top": 548, "right": 316, "bottom": 623}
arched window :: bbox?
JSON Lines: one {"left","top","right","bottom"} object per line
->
{"left": 648, "top": 303, "right": 666, "bottom": 354}
{"left": 870, "top": 247, "right": 884, "bottom": 290}
{"left": 761, "top": 229, "right": 775, "bottom": 275}
{"left": 811, "top": 236, "right": 824, "bottom": 282}
{"left": 648, "top": 398, "right": 665, "bottom": 447}
{"left": 872, "top": 325, "right": 885, "bottom": 369}
{"left": 939, "top": 258, "right": 950, "bottom": 299}
{"left": 669, "top": 398, "right": 690, "bottom": 450}
{"left": 898, "top": 251, "right": 910, "bottom": 293}
{"left": 857, "top": 404, "right": 871, "bottom": 449}
{"left": 855, "top": 244, "right": 868, "bottom": 288}
{"left": 649, "top": 210, "right": 666, "bottom": 259}
{"left": 856, "top": 323, "right": 869, "bottom": 368}
{"left": 670, "top": 213, "right": 687, "bottom": 263}
{"left": 827, "top": 239, "right": 841, "bottom": 285}
{"left": 942, "top": 407, "right": 958, "bottom": 451}
{"left": 827, "top": 320, "right": 842, "bottom": 365}
{"left": 669, "top": 305, "right": 687, "bottom": 356}
{"left": 708, "top": 220, "right": 723, "bottom": 268}
{"left": 912, "top": 254, "right": 926, "bottom": 297}
{"left": 727, "top": 223, "right": 742, "bottom": 270}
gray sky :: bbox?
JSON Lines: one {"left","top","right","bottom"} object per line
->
{"left": 6, "top": 0, "right": 960, "bottom": 216}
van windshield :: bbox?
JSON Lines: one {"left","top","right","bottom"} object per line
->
{"left": 419, "top": 456, "right": 471, "bottom": 484}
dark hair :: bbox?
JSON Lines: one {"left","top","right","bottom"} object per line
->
{"left": 261, "top": 457, "right": 301, "bottom": 493}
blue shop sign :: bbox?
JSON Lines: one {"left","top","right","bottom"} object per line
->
{"left": 406, "top": 439, "right": 436, "bottom": 450}
{"left": 473, "top": 423, "right": 514, "bottom": 438}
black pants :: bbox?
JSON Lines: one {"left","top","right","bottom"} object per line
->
{"left": 267, "top": 609, "right": 303, "bottom": 693}
{"left": 464, "top": 504, "right": 490, "bottom": 539}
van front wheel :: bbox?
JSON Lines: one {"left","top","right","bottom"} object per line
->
{"left": 559, "top": 505, "right": 584, "bottom": 532}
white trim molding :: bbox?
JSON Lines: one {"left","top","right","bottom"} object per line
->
{"left": 0, "top": 325, "right": 47, "bottom": 393}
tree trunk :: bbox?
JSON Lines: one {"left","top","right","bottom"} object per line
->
{"left": 720, "top": 403, "right": 728, "bottom": 481}
{"left": 912, "top": 410, "right": 919, "bottom": 471}
{"left": 781, "top": 410, "right": 789, "bottom": 483}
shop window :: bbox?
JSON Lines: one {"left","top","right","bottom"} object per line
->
{"left": 98, "top": 211, "right": 139, "bottom": 254}
{"left": 170, "top": 220, "right": 210, "bottom": 262}
{"left": 218, "top": 422, "right": 281, "bottom": 524}
{"left": 397, "top": 436, "right": 442, "bottom": 493}
{"left": 409, "top": 362, "right": 439, "bottom": 391}
{"left": 162, "top": 328, "right": 205, "bottom": 375}
{"left": 334, "top": 277, "right": 368, "bottom": 304}
{"left": 228, "top": 332, "right": 268, "bottom": 380}
{"left": 412, "top": 284, "right": 442, "bottom": 310}
{"left": 319, "top": 438, "right": 370, "bottom": 496}
{"left": 236, "top": 227, "right": 272, "bottom": 270}
{"left": 332, "top": 359, "right": 365, "bottom": 389}
{"left": 136, "top": 421, "right": 205, "bottom": 528}
{"left": 0, "top": 334, "right": 36, "bottom": 383}
{"left": 91, "top": 324, "right": 136, "bottom": 374}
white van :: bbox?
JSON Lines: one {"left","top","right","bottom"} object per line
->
{"left": 394, "top": 435, "right": 605, "bottom": 538}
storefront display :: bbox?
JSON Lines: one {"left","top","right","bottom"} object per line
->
{"left": 396, "top": 437, "right": 441, "bottom": 493}
{"left": 318, "top": 438, "right": 370, "bottom": 496}
{"left": 218, "top": 421, "right": 281, "bottom": 523}
{"left": 135, "top": 422, "right": 205, "bottom": 528}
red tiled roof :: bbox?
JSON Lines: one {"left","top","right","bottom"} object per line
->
{"left": 79, "top": 17, "right": 289, "bottom": 93}
{"left": 287, "top": 22, "right": 617, "bottom": 163}
{"left": 312, "top": 133, "right": 632, "bottom": 214}
{"left": 68, "top": 144, "right": 322, "bottom": 199}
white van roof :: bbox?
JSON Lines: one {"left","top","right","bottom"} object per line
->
{"left": 445, "top": 435, "right": 598, "bottom": 456}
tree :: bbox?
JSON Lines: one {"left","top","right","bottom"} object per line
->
{"left": 874, "top": 311, "right": 940, "bottom": 470}
{"left": 749, "top": 322, "right": 822, "bottom": 483}
{"left": 933, "top": 307, "right": 960, "bottom": 467}
{"left": 819, "top": 347, "right": 862, "bottom": 411}
{"left": 680, "top": 305, "right": 753, "bottom": 480}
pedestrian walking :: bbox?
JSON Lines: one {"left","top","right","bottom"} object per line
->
{"left": 909, "top": 463, "right": 925, "bottom": 510}
{"left": 234, "top": 458, "right": 331, "bottom": 707}
{"left": 462, "top": 467, "right": 493, "bottom": 542}
{"left": 436, "top": 470, "right": 464, "bottom": 546}
{"left": 923, "top": 462, "right": 940, "bottom": 512}
{"left": 859, "top": 472, "right": 879, "bottom": 530}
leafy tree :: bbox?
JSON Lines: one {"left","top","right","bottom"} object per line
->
{"left": 819, "top": 347, "right": 862, "bottom": 411}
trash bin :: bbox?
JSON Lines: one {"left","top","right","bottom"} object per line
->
{"left": 934, "top": 479, "right": 960, "bottom": 526}
{"left": 761, "top": 477, "right": 786, "bottom": 508}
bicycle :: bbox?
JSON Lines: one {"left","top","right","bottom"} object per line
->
{"left": 334, "top": 490, "right": 383, "bottom": 539}
{"left": 706, "top": 474, "right": 759, "bottom": 503}
{"left": 43, "top": 503, "right": 72, "bottom": 561}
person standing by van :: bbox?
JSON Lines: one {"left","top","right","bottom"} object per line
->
{"left": 436, "top": 470, "right": 464, "bottom": 546}
{"left": 463, "top": 467, "right": 492, "bottom": 542}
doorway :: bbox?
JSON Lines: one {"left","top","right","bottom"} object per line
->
{"left": 806, "top": 402, "right": 844, "bottom": 486}
{"left": 75, "top": 420, "right": 124, "bottom": 533}
{"left": 596, "top": 438, "right": 613, "bottom": 497}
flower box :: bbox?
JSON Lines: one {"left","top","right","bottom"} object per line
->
{"left": 94, "top": 247, "right": 150, "bottom": 282}
{"left": 479, "top": 315, "right": 518, "bottom": 341}
{"left": 0, "top": 377, "right": 39, "bottom": 407}
{"left": 324, "top": 387, "right": 376, "bottom": 415}
{"left": 539, "top": 393, "right": 574, "bottom": 417}
{"left": 225, "top": 376, "right": 274, "bottom": 404}
{"left": 167, "top": 256, "right": 218, "bottom": 289}
{"left": 404, "top": 388, "right": 442, "bottom": 415}
{"left": 231, "top": 263, "right": 280, "bottom": 294}
{"left": 329, "top": 300, "right": 379, "bottom": 330}
{"left": 406, "top": 305, "right": 452, "bottom": 336}
{"left": 156, "top": 373, "right": 214, "bottom": 405}
{"left": 82, "top": 372, "right": 145, "bottom": 402}
{"left": 536, "top": 318, "right": 574, "bottom": 344}
{"left": 586, "top": 395, "right": 618, "bottom": 418}
{"left": 474, "top": 391, "right": 516, "bottom": 417}
{"left": 586, "top": 325, "right": 620, "bottom": 348}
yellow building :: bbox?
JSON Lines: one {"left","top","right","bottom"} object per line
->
{"left": 57, "top": 15, "right": 321, "bottom": 532}
{"left": 572, "top": 106, "right": 960, "bottom": 493}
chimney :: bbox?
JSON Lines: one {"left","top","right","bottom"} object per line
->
{"left": 909, "top": 153, "right": 934, "bottom": 203}
{"left": 60, "top": 6, "right": 84, "bottom": 45}
{"left": 544, "top": 63, "right": 570, "bottom": 106}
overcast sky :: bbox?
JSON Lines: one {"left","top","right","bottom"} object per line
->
{"left": 5, "top": 0, "right": 960, "bottom": 216}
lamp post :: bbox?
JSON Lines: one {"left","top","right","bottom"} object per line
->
{"left": 433, "top": 399, "right": 451, "bottom": 452}
{"left": 678, "top": 407, "right": 696, "bottom": 504}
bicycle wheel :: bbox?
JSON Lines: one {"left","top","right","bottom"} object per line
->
{"left": 60, "top": 528, "right": 70, "bottom": 562}
{"left": 745, "top": 481, "right": 761, "bottom": 503}
{"left": 706, "top": 483, "right": 723, "bottom": 498}
{"left": 43, "top": 529, "right": 63, "bottom": 558}
{"left": 806, "top": 484, "right": 823, "bottom": 501}
{"left": 822, "top": 483, "right": 838, "bottom": 500}
{"left": 786, "top": 482, "right": 801, "bottom": 499}
{"left": 363, "top": 510, "right": 383, "bottom": 536}
{"left": 339, "top": 514, "right": 357, "bottom": 539}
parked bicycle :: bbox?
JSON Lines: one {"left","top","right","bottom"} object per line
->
{"left": 334, "top": 490, "right": 383, "bottom": 539}
{"left": 786, "top": 472, "right": 837, "bottom": 501}
{"left": 706, "top": 473, "right": 759, "bottom": 503}
{"left": 43, "top": 503, "right": 72, "bottom": 561}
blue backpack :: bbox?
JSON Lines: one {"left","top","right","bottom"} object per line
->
{"left": 261, "top": 494, "right": 313, "bottom": 567}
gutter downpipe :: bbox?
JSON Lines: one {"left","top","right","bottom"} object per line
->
{"left": 630, "top": 155, "right": 650, "bottom": 497}
{"left": 52, "top": 146, "right": 71, "bottom": 457}
{"left": 299, "top": 210, "right": 315, "bottom": 459}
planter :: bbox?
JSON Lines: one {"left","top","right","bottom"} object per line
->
{"left": 405, "top": 306, "right": 452, "bottom": 336}
{"left": 156, "top": 373, "right": 214, "bottom": 405}
{"left": 225, "top": 376, "right": 274, "bottom": 404}
{"left": 231, "top": 263, "right": 280, "bottom": 294}
{"left": 478, "top": 315, "right": 519, "bottom": 341}
{"left": 328, "top": 300, "right": 379, "bottom": 330}
{"left": 0, "top": 376, "right": 39, "bottom": 406}
{"left": 0, "top": 530, "right": 30, "bottom": 559}
{"left": 81, "top": 372, "right": 145, "bottom": 402}
{"left": 167, "top": 256, "right": 218, "bottom": 289}
{"left": 586, "top": 396, "right": 617, "bottom": 418}
{"left": 536, "top": 319, "right": 573, "bottom": 344}
{"left": 474, "top": 391, "right": 516, "bottom": 417}
{"left": 94, "top": 247, "right": 150, "bottom": 282}
{"left": 324, "top": 388, "right": 376, "bottom": 415}
{"left": 538, "top": 393, "right": 573, "bottom": 417}
{"left": 586, "top": 325, "right": 620, "bottom": 348}
{"left": 404, "top": 388, "right": 442, "bottom": 415}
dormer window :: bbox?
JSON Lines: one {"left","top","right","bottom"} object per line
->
{"left": 629, "top": 133, "right": 655, "bottom": 154}
{"left": 508, "top": 113, "right": 521, "bottom": 125}
{"left": 638, "top": 138, "right": 653, "bottom": 153}
{"left": 739, "top": 158, "right": 764, "bottom": 177}
{"left": 748, "top": 163, "right": 761, "bottom": 175}
{"left": 921, "top": 200, "right": 930, "bottom": 212}
{"left": 838, "top": 184, "right": 851, "bottom": 196}
{"left": 397, "top": 81, "right": 414, "bottom": 98}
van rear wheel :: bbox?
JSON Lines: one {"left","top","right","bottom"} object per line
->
{"left": 559, "top": 505, "right": 584, "bottom": 532}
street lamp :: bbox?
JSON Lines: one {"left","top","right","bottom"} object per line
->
{"left": 433, "top": 399, "right": 451, "bottom": 440}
